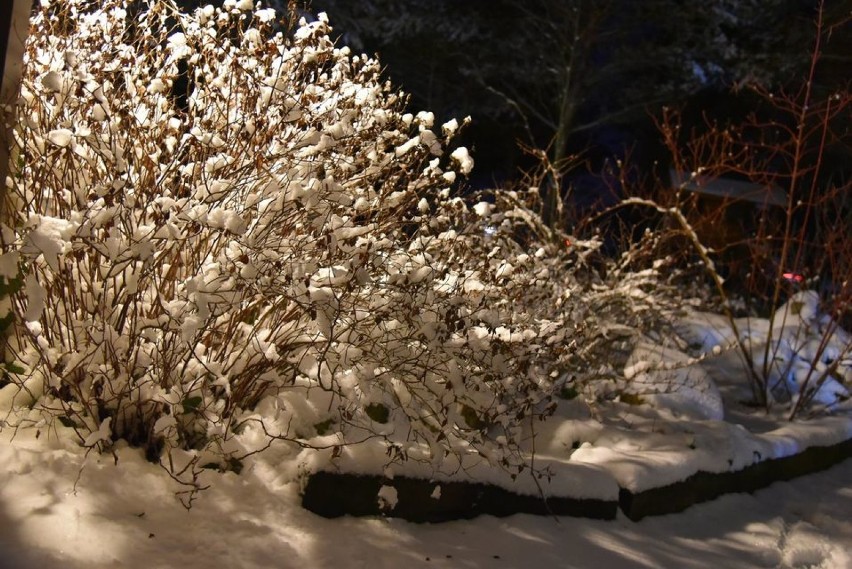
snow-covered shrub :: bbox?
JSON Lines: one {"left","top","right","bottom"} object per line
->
{"left": 413, "top": 191, "right": 690, "bottom": 410}
{"left": 600, "top": 192, "right": 850, "bottom": 416}
{"left": 2, "top": 0, "right": 481, "bottom": 465}
{"left": 0, "top": 1, "right": 690, "bottom": 490}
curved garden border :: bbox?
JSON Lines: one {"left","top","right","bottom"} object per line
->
{"left": 302, "top": 436, "right": 852, "bottom": 522}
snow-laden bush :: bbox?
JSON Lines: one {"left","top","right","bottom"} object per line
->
{"left": 4, "top": 0, "right": 473, "bottom": 462}
{"left": 0, "top": 0, "right": 684, "bottom": 489}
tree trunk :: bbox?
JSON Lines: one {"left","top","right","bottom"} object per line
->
{"left": 542, "top": 62, "right": 578, "bottom": 230}
{"left": 541, "top": 2, "right": 588, "bottom": 230}
{"left": 542, "top": 97, "right": 576, "bottom": 229}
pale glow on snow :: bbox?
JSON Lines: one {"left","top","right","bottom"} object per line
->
{"left": 3, "top": 447, "right": 129, "bottom": 567}
{"left": 1, "top": 423, "right": 850, "bottom": 569}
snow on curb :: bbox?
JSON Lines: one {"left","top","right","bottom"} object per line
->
{"left": 618, "top": 435, "right": 852, "bottom": 520}
{"left": 302, "top": 414, "right": 852, "bottom": 522}
{"left": 301, "top": 440, "right": 621, "bottom": 522}
{"left": 569, "top": 416, "right": 852, "bottom": 493}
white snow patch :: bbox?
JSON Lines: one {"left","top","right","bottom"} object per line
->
{"left": 377, "top": 485, "right": 398, "bottom": 511}
{"left": 450, "top": 146, "right": 474, "bottom": 175}
{"left": 0, "top": 423, "right": 851, "bottom": 569}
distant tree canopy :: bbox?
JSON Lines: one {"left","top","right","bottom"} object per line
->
{"left": 172, "top": 0, "right": 848, "bottom": 228}
{"left": 301, "top": 0, "right": 827, "bottom": 172}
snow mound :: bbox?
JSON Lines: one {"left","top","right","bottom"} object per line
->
{"left": 676, "top": 291, "right": 852, "bottom": 409}
{"left": 623, "top": 341, "right": 725, "bottom": 421}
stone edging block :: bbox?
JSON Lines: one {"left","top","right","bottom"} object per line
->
{"left": 619, "top": 436, "right": 852, "bottom": 520}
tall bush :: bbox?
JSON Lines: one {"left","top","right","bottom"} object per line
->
{"left": 4, "top": 0, "right": 478, "bottom": 465}
{"left": 1, "top": 1, "right": 682, "bottom": 491}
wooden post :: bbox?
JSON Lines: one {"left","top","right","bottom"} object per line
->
{"left": 0, "top": 0, "right": 31, "bottom": 364}
{"left": 1, "top": 0, "right": 31, "bottom": 158}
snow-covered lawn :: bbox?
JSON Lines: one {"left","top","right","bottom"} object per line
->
{"left": 1, "top": 424, "right": 850, "bottom": 569}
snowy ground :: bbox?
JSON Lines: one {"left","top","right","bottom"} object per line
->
{"left": 0, "top": 425, "right": 850, "bottom": 569}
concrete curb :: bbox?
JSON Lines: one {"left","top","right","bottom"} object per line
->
{"left": 301, "top": 438, "right": 852, "bottom": 522}
{"left": 302, "top": 471, "right": 618, "bottom": 522}
{"left": 619, "top": 437, "right": 852, "bottom": 520}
